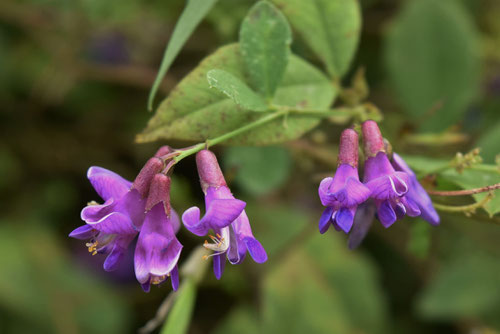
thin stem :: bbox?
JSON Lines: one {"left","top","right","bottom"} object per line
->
{"left": 173, "top": 110, "right": 287, "bottom": 163}
{"left": 433, "top": 192, "right": 494, "bottom": 213}
{"left": 427, "top": 182, "right": 500, "bottom": 196}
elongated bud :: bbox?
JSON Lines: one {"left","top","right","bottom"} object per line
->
{"left": 362, "top": 120, "right": 385, "bottom": 157}
{"left": 338, "top": 129, "right": 359, "bottom": 167}
{"left": 145, "top": 173, "right": 171, "bottom": 213}
{"left": 132, "top": 157, "right": 164, "bottom": 198}
{"left": 196, "top": 150, "right": 226, "bottom": 192}
{"left": 154, "top": 145, "right": 173, "bottom": 158}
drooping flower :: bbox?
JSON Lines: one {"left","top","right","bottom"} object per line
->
{"left": 182, "top": 150, "right": 267, "bottom": 279}
{"left": 134, "top": 173, "right": 183, "bottom": 292}
{"left": 70, "top": 147, "right": 169, "bottom": 271}
{"left": 391, "top": 153, "right": 440, "bottom": 226}
{"left": 318, "top": 129, "right": 371, "bottom": 233}
{"left": 362, "top": 120, "right": 420, "bottom": 227}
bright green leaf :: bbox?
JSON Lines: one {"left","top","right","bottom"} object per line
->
{"left": 161, "top": 279, "right": 197, "bottom": 334}
{"left": 148, "top": 0, "right": 218, "bottom": 111}
{"left": 223, "top": 146, "right": 291, "bottom": 195}
{"left": 138, "top": 44, "right": 336, "bottom": 145}
{"left": 270, "top": 0, "right": 361, "bottom": 78}
{"left": 385, "top": 0, "right": 480, "bottom": 131}
{"left": 239, "top": 1, "right": 292, "bottom": 98}
{"left": 207, "top": 69, "right": 268, "bottom": 111}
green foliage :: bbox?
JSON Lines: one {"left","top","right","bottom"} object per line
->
{"left": 148, "top": 0, "right": 219, "bottom": 110}
{"left": 160, "top": 279, "right": 197, "bottom": 334}
{"left": 477, "top": 121, "right": 500, "bottom": 163}
{"left": 223, "top": 146, "right": 291, "bottom": 195}
{"left": 417, "top": 252, "right": 500, "bottom": 322}
{"left": 214, "top": 232, "right": 389, "bottom": 334}
{"left": 239, "top": 1, "right": 292, "bottom": 98}
{"left": 385, "top": 0, "right": 480, "bottom": 131}
{"left": 270, "top": 0, "right": 361, "bottom": 78}
{"left": 137, "top": 44, "right": 335, "bottom": 145}
{"left": 0, "top": 224, "right": 131, "bottom": 333}
{"left": 403, "top": 155, "right": 500, "bottom": 216}
{"left": 206, "top": 69, "right": 268, "bottom": 111}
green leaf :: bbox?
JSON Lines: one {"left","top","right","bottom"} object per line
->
{"left": 148, "top": 0, "right": 218, "bottom": 111}
{"left": 270, "top": 0, "right": 361, "bottom": 78}
{"left": 213, "top": 305, "right": 260, "bottom": 334}
{"left": 207, "top": 69, "right": 268, "bottom": 111}
{"left": 239, "top": 1, "right": 292, "bottom": 98}
{"left": 223, "top": 146, "right": 291, "bottom": 195}
{"left": 417, "top": 254, "right": 500, "bottom": 320}
{"left": 440, "top": 168, "right": 500, "bottom": 216}
{"left": 477, "top": 121, "right": 500, "bottom": 163}
{"left": 138, "top": 44, "right": 336, "bottom": 145}
{"left": 402, "top": 155, "right": 500, "bottom": 216}
{"left": 385, "top": 0, "right": 480, "bottom": 131}
{"left": 262, "top": 233, "right": 388, "bottom": 334}
{"left": 161, "top": 279, "right": 197, "bottom": 334}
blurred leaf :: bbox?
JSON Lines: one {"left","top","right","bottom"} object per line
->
{"left": 160, "top": 279, "right": 197, "bottom": 334}
{"left": 213, "top": 305, "right": 260, "bottom": 334}
{"left": 223, "top": 146, "right": 291, "bottom": 195}
{"left": 402, "top": 155, "right": 500, "bottom": 216}
{"left": 417, "top": 254, "right": 500, "bottom": 320}
{"left": 262, "top": 233, "right": 388, "bottom": 334}
{"left": 407, "top": 219, "right": 432, "bottom": 259}
{"left": 0, "top": 224, "right": 131, "bottom": 333}
{"left": 385, "top": 0, "right": 480, "bottom": 131}
{"left": 245, "top": 203, "right": 309, "bottom": 258}
{"left": 271, "top": 0, "right": 361, "bottom": 78}
{"left": 207, "top": 69, "right": 268, "bottom": 111}
{"left": 440, "top": 169, "right": 500, "bottom": 216}
{"left": 239, "top": 1, "right": 292, "bottom": 98}
{"left": 138, "top": 44, "right": 336, "bottom": 145}
{"left": 148, "top": 0, "right": 219, "bottom": 111}
{"left": 477, "top": 121, "right": 500, "bottom": 163}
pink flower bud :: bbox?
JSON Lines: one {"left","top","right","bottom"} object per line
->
{"left": 338, "top": 128, "right": 359, "bottom": 167}
{"left": 361, "top": 120, "right": 385, "bottom": 158}
{"left": 132, "top": 157, "right": 164, "bottom": 198}
{"left": 154, "top": 145, "right": 173, "bottom": 158}
{"left": 196, "top": 150, "right": 227, "bottom": 192}
{"left": 145, "top": 173, "right": 171, "bottom": 213}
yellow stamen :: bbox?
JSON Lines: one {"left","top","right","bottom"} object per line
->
{"left": 86, "top": 241, "right": 98, "bottom": 256}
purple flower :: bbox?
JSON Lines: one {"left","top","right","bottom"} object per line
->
{"left": 134, "top": 174, "right": 183, "bottom": 292}
{"left": 70, "top": 147, "right": 169, "bottom": 272}
{"left": 318, "top": 129, "right": 371, "bottom": 233}
{"left": 70, "top": 166, "right": 147, "bottom": 271}
{"left": 362, "top": 121, "right": 421, "bottom": 227}
{"left": 391, "top": 153, "right": 440, "bottom": 226}
{"left": 182, "top": 150, "right": 267, "bottom": 279}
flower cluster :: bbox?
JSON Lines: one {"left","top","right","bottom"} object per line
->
{"left": 70, "top": 147, "right": 267, "bottom": 291}
{"left": 318, "top": 120, "right": 439, "bottom": 247}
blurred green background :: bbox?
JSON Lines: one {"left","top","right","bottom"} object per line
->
{"left": 1, "top": 0, "right": 500, "bottom": 333}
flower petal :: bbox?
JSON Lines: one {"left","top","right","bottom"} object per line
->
{"left": 87, "top": 166, "right": 132, "bottom": 201}
{"left": 103, "top": 234, "right": 135, "bottom": 272}
{"left": 348, "top": 201, "right": 376, "bottom": 250}
{"left": 81, "top": 190, "right": 145, "bottom": 234}
{"left": 244, "top": 237, "right": 267, "bottom": 263}
{"left": 213, "top": 253, "right": 225, "bottom": 280}
{"left": 335, "top": 207, "right": 355, "bottom": 233}
{"left": 170, "top": 265, "right": 179, "bottom": 291}
{"left": 68, "top": 224, "right": 97, "bottom": 240}
{"left": 377, "top": 200, "right": 397, "bottom": 228}
{"left": 134, "top": 204, "right": 183, "bottom": 284}
{"left": 366, "top": 172, "right": 410, "bottom": 199}
{"left": 182, "top": 199, "right": 246, "bottom": 236}
{"left": 319, "top": 207, "right": 334, "bottom": 234}
{"left": 402, "top": 197, "right": 421, "bottom": 217}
